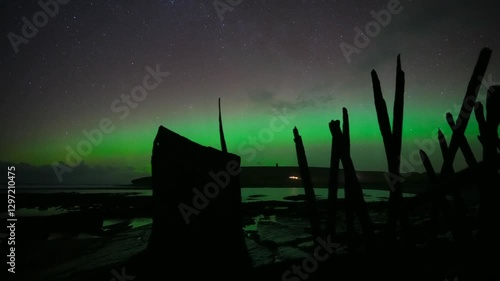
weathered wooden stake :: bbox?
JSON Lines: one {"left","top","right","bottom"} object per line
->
{"left": 218, "top": 98, "right": 227, "bottom": 153}
{"left": 293, "top": 127, "right": 321, "bottom": 240}
{"left": 327, "top": 120, "right": 341, "bottom": 237}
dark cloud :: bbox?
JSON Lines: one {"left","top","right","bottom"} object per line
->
{"left": 248, "top": 83, "right": 336, "bottom": 113}
{"left": 247, "top": 89, "right": 276, "bottom": 104}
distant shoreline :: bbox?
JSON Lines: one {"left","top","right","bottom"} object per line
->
{"left": 0, "top": 166, "right": 429, "bottom": 193}
{"left": 130, "top": 166, "right": 429, "bottom": 193}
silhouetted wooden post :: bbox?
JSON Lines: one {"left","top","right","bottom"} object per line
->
{"left": 419, "top": 150, "right": 456, "bottom": 241}
{"left": 327, "top": 120, "right": 341, "bottom": 237}
{"left": 419, "top": 150, "right": 440, "bottom": 240}
{"left": 444, "top": 115, "right": 473, "bottom": 221}
{"left": 329, "top": 121, "right": 355, "bottom": 251}
{"left": 419, "top": 150, "right": 438, "bottom": 186}
{"left": 419, "top": 48, "right": 492, "bottom": 245}
{"left": 475, "top": 102, "right": 486, "bottom": 143}
{"left": 330, "top": 109, "right": 375, "bottom": 251}
{"left": 446, "top": 112, "right": 477, "bottom": 167}
{"left": 476, "top": 85, "right": 500, "bottom": 275}
{"left": 293, "top": 127, "right": 321, "bottom": 240}
{"left": 421, "top": 127, "right": 470, "bottom": 242}
{"left": 393, "top": 55, "right": 405, "bottom": 169}
{"left": 437, "top": 129, "right": 453, "bottom": 173}
{"left": 475, "top": 102, "right": 500, "bottom": 150}
{"left": 440, "top": 48, "right": 491, "bottom": 176}
{"left": 341, "top": 108, "right": 375, "bottom": 248}
{"left": 219, "top": 98, "right": 227, "bottom": 153}
{"left": 435, "top": 129, "right": 467, "bottom": 234}
{"left": 443, "top": 48, "right": 491, "bottom": 238}
{"left": 149, "top": 126, "right": 250, "bottom": 278}
{"left": 371, "top": 55, "right": 411, "bottom": 245}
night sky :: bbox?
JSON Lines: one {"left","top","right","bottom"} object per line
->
{"left": 1, "top": 0, "right": 499, "bottom": 184}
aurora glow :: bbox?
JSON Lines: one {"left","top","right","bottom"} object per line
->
{"left": 1, "top": 0, "right": 499, "bottom": 184}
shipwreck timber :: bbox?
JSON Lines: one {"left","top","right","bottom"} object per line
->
{"left": 148, "top": 125, "right": 250, "bottom": 277}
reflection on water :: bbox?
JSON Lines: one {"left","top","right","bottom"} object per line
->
{"left": 244, "top": 214, "right": 277, "bottom": 231}
{"left": 15, "top": 207, "right": 72, "bottom": 217}
{"left": 2, "top": 187, "right": 415, "bottom": 218}
{"left": 241, "top": 187, "right": 415, "bottom": 203}
{"left": 102, "top": 218, "right": 152, "bottom": 230}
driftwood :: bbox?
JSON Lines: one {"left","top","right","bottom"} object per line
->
{"left": 329, "top": 109, "right": 375, "bottom": 251}
{"left": 475, "top": 85, "right": 500, "bottom": 276}
{"left": 440, "top": 48, "right": 492, "bottom": 176}
{"left": 371, "top": 55, "right": 411, "bottom": 245}
{"left": 446, "top": 112, "right": 477, "bottom": 167}
{"left": 293, "top": 127, "right": 321, "bottom": 241}
{"left": 219, "top": 98, "right": 228, "bottom": 153}
{"left": 327, "top": 120, "right": 341, "bottom": 237}
{"left": 149, "top": 126, "right": 249, "bottom": 277}
{"left": 437, "top": 129, "right": 451, "bottom": 171}
{"left": 418, "top": 48, "right": 492, "bottom": 243}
